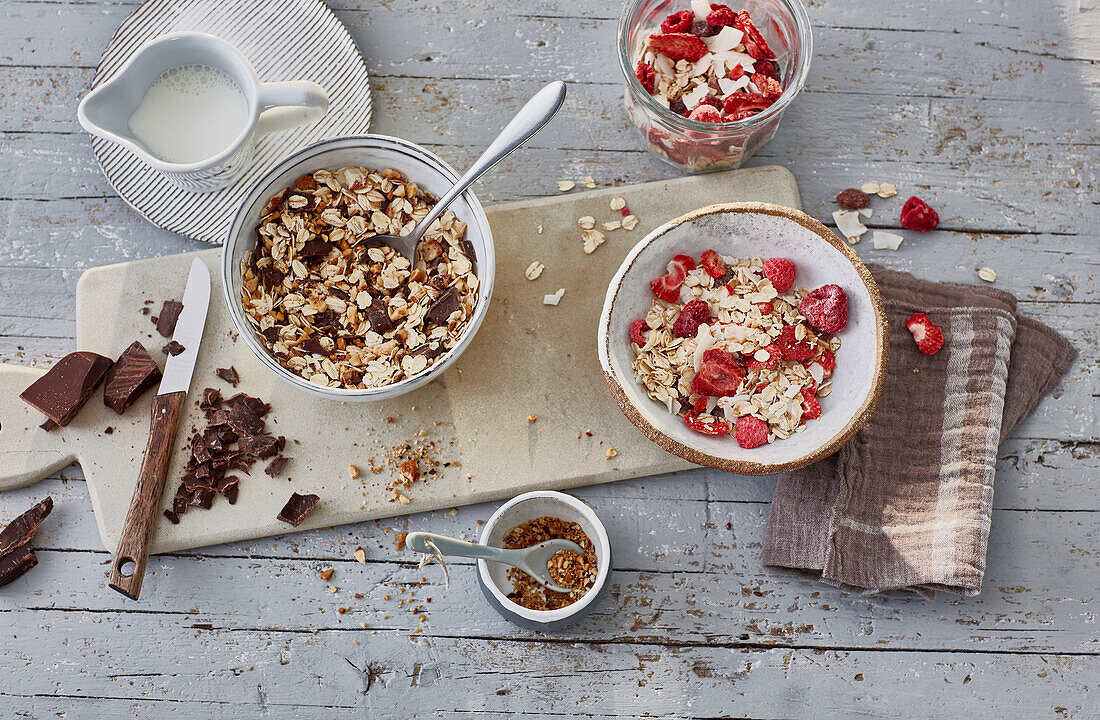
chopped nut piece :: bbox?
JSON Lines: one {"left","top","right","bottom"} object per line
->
{"left": 557, "top": 180, "right": 575, "bottom": 192}
{"left": 609, "top": 196, "right": 626, "bottom": 211}
{"left": 347, "top": 464, "right": 360, "bottom": 479}
{"left": 524, "top": 261, "right": 545, "bottom": 281}
{"left": 397, "top": 493, "right": 412, "bottom": 505}
{"left": 978, "top": 267, "right": 997, "bottom": 283}
{"left": 320, "top": 568, "right": 334, "bottom": 581}
{"left": 354, "top": 546, "right": 366, "bottom": 564}
{"left": 527, "top": 414, "right": 538, "bottom": 423}
{"left": 503, "top": 516, "right": 597, "bottom": 611}
{"left": 606, "top": 447, "right": 618, "bottom": 459}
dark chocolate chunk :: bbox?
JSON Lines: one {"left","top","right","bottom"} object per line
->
{"left": 413, "top": 341, "right": 447, "bottom": 361}
{"left": 0, "top": 544, "right": 38, "bottom": 588}
{"left": 156, "top": 300, "right": 184, "bottom": 337}
{"left": 299, "top": 240, "right": 333, "bottom": 259}
{"left": 328, "top": 286, "right": 350, "bottom": 301}
{"left": 276, "top": 492, "right": 319, "bottom": 527}
{"left": 225, "top": 393, "right": 270, "bottom": 418}
{"left": 426, "top": 275, "right": 447, "bottom": 291}
{"left": 200, "top": 387, "right": 223, "bottom": 412}
{"left": 189, "top": 487, "right": 216, "bottom": 510}
{"left": 163, "top": 509, "right": 180, "bottom": 525}
{"left": 669, "top": 97, "right": 687, "bottom": 116}
{"left": 223, "top": 482, "right": 239, "bottom": 505}
{"left": 103, "top": 341, "right": 162, "bottom": 414}
{"left": 365, "top": 300, "right": 395, "bottom": 334}
{"left": 39, "top": 419, "right": 58, "bottom": 432}
{"left": 425, "top": 286, "right": 460, "bottom": 326}
{"left": 0, "top": 497, "right": 53, "bottom": 556}
{"left": 163, "top": 341, "right": 186, "bottom": 356}
{"left": 104, "top": 426, "right": 114, "bottom": 434}
{"left": 261, "top": 326, "right": 280, "bottom": 343}
{"left": 457, "top": 238, "right": 477, "bottom": 262}
{"left": 215, "top": 366, "right": 239, "bottom": 386}
{"left": 264, "top": 456, "right": 289, "bottom": 477}
{"left": 301, "top": 338, "right": 329, "bottom": 356}
{"left": 20, "top": 352, "right": 113, "bottom": 426}
{"left": 259, "top": 264, "right": 285, "bottom": 289}
{"left": 238, "top": 434, "right": 279, "bottom": 459}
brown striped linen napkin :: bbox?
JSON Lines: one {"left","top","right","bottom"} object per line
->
{"left": 762, "top": 265, "right": 1077, "bottom": 598}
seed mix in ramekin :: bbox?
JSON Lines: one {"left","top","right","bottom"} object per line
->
{"left": 630, "top": 250, "right": 848, "bottom": 449}
{"left": 240, "top": 166, "right": 478, "bottom": 390}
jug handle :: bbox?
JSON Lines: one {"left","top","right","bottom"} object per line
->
{"left": 255, "top": 81, "right": 329, "bottom": 136}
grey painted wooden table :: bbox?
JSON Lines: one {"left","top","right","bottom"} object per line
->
{"left": 1, "top": 1, "right": 1097, "bottom": 717}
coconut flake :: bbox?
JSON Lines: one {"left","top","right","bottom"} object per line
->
{"left": 682, "top": 82, "right": 711, "bottom": 109}
{"left": 873, "top": 230, "right": 904, "bottom": 250}
{"left": 832, "top": 209, "right": 868, "bottom": 243}
{"left": 691, "top": 0, "right": 710, "bottom": 21}
{"left": 543, "top": 288, "right": 565, "bottom": 306}
{"left": 722, "top": 323, "right": 749, "bottom": 341}
{"left": 693, "top": 324, "right": 716, "bottom": 372}
{"left": 704, "top": 26, "right": 745, "bottom": 53}
{"left": 858, "top": 207, "right": 873, "bottom": 218}
{"left": 718, "top": 75, "right": 751, "bottom": 95}
{"left": 690, "top": 54, "right": 713, "bottom": 77}
{"left": 655, "top": 53, "right": 675, "bottom": 77}
{"left": 807, "top": 362, "right": 825, "bottom": 385}
{"left": 715, "top": 50, "right": 755, "bottom": 76}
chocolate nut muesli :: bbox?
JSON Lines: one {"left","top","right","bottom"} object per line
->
{"left": 241, "top": 166, "right": 478, "bottom": 390}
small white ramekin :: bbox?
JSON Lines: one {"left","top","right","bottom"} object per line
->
{"left": 221, "top": 134, "right": 496, "bottom": 401}
{"left": 477, "top": 491, "right": 612, "bottom": 631}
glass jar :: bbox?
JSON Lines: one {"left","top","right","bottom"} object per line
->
{"left": 617, "top": 0, "right": 812, "bottom": 172}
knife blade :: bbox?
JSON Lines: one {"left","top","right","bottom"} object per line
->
{"left": 109, "top": 258, "right": 211, "bottom": 600}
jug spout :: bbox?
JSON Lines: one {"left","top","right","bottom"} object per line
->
{"left": 77, "top": 74, "right": 145, "bottom": 150}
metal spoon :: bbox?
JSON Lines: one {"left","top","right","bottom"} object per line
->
{"left": 405, "top": 530, "right": 583, "bottom": 593}
{"left": 365, "top": 80, "right": 567, "bottom": 262}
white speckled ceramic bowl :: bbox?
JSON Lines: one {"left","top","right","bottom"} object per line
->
{"left": 598, "top": 203, "right": 888, "bottom": 475}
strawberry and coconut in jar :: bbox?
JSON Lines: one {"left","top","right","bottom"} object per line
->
{"left": 617, "top": 0, "right": 812, "bottom": 171}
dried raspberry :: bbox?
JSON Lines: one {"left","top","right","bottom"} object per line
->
{"left": 753, "top": 74, "right": 783, "bottom": 100}
{"left": 815, "top": 348, "right": 836, "bottom": 376}
{"left": 648, "top": 32, "right": 709, "bottom": 62}
{"left": 688, "top": 104, "right": 723, "bottom": 122}
{"left": 684, "top": 410, "right": 730, "bottom": 435}
{"left": 692, "top": 349, "right": 744, "bottom": 397}
{"left": 800, "top": 285, "right": 848, "bottom": 334}
{"left": 900, "top": 196, "right": 940, "bottom": 232}
{"left": 773, "top": 326, "right": 817, "bottom": 361}
{"left": 667, "top": 254, "right": 696, "bottom": 283}
{"left": 673, "top": 299, "right": 711, "bottom": 337}
{"left": 630, "top": 319, "right": 648, "bottom": 346}
{"left": 700, "top": 249, "right": 726, "bottom": 278}
{"left": 734, "top": 11, "right": 776, "bottom": 60}
{"left": 722, "top": 92, "right": 774, "bottom": 115}
{"left": 836, "top": 188, "right": 870, "bottom": 210}
{"left": 661, "top": 10, "right": 694, "bottom": 33}
{"left": 690, "top": 20, "right": 721, "bottom": 37}
{"left": 706, "top": 5, "right": 737, "bottom": 27}
{"left": 800, "top": 389, "right": 821, "bottom": 419}
{"left": 735, "top": 415, "right": 769, "bottom": 449}
{"left": 754, "top": 59, "right": 780, "bottom": 82}
{"left": 905, "top": 312, "right": 945, "bottom": 355}
{"left": 635, "top": 61, "right": 656, "bottom": 95}
{"left": 762, "top": 257, "right": 796, "bottom": 292}
{"left": 651, "top": 275, "right": 681, "bottom": 303}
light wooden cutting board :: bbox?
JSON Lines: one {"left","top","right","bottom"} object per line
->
{"left": 0, "top": 166, "right": 800, "bottom": 553}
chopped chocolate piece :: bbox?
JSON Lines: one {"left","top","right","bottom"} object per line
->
{"left": 261, "top": 326, "right": 280, "bottom": 343}
{"left": 426, "top": 275, "right": 447, "bottom": 291}
{"left": 141, "top": 307, "right": 150, "bottom": 316}
{"left": 238, "top": 434, "right": 279, "bottom": 459}
{"left": 214, "top": 476, "right": 238, "bottom": 494}
{"left": 365, "top": 300, "right": 395, "bottom": 334}
{"left": 328, "top": 286, "right": 350, "bottom": 301}
{"left": 103, "top": 341, "right": 162, "bottom": 414}
{"left": 301, "top": 338, "right": 329, "bottom": 356}
{"left": 425, "top": 286, "right": 460, "bottom": 326}
{"left": 259, "top": 264, "right": 285, "bottom": 289}
{"left": 163, "top": 341, "right": 186, "bottom": 356}
{"left": 669, "top": 97, "right": 687, "bottom": 116}
{"left": 191, "top": 434, "right": 213, "bottom": 465}
{"left": 104, "top": 426, "right": 114, "bottom": 434}
{"left": 156, "top": 300, "right": 184, "bottom": 337}
{"left": 276, "top": 436, "right": 287, "bottom": 452}
{"left": 413, "top": 341, "right": 447, "bottom": 361}
{"left": 265, "top": 455, "right": 289, "bottom": 477}
{"left": 299, "top": 239, "right": 333, "bottom": 259}
{"left": 0, "top": 497, "right": 53, "bottom": 556}
{"left": 39, "top": 419, "right": 58, "bottom": 432}
{"left": 690, "top": 20, "right": 721, "bottom": 37}
{"left": 225, "top": 393, "right": 271, "bottom": 418}
{"left": 458, "top": 238, "right": 477, "bottom": 262}
{"left": 0, "top": 544, "right": 38, "bottom": 588}
{"left": 223, "top": 482, "right": 239, "bottom": 505}
{"left": 20, "top": 352, "right": 113, "bottom": 426}
{"left": 189, "top": 487, "right": 216, "bottom": 510}
{"left": 277, "top": 492, "right": 319, "bottom": 527}
{"left": 214, "top": 366, "right": 239, "bottom": 386}
{"left": 200, "top": 387, "right": 223, "bottom": 412}
{"left": 163, "top": 509, "right": 180, "bottom": 524}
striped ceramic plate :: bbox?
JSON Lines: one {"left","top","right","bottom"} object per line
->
{"left": 88, "top": 0, "right": 372, "bottom": 244}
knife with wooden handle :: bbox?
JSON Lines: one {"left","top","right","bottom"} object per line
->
{"left": 109, "top": 258, "right": 210, "bottom": 600}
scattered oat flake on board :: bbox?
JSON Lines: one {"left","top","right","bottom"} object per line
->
{"left": 537, "top": 225, "right": 543, "bottom": 234}
{"left": 610, "top": 196, "right": 627, "bottom": 211}
{"left": 978, "top": 267, "right": 997, "bottom": 283}
{"left": 877, "top": 183, "right": 897, "bottom": 198}
{"left": 543, "top": 288, "right": 566, "bottom": 306}
{"left": 582, "top": 229, "right": 606, "bottom": 254}
{"left": 582, "top": 176, "right": 596, "bottom": 189}
{"left": 577, "top": 216, "right": 596, "bottom": 230}
{"left": 861, "top": 182, "right": 881, "bottom": 194}
{"left": 832, "top": 209, "right": 868, "bottom": 243}
{"left": 525, "top": 261, "right": 545, "bottom": 280}
{"left": 873, "top": 230, "right": 904, "bottom": 250}
{"left": 603, "top": 220, "right": 622, "bottom": 231}
{"left": 622, "top": 214, "right": 639, "bottom": 230}
{"left": 606, "top": 447, "right": 618, "bottom": 459}
{"left": 557, "top": 180, "right": 575, "bottom": 192}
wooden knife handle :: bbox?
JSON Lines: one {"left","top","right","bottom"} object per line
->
{"left": 108, "top": 391, "right": 186, "bottom": 600}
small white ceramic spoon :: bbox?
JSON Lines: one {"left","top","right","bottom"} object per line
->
{"left": 405, "top": 531, "right": 582, "bottom": 593}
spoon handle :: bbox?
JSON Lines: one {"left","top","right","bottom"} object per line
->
{"left": 405, "top": 531, "right": 519, "bottom": 564}
{"left": 411, "top": 81, "right": 567, "bottom": 238}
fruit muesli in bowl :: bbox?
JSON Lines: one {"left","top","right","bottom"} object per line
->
{"left": 599, "top": 203, "right": 888, "bottom": 475}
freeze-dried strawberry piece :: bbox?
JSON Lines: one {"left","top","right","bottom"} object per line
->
{"left": 722, "top": 109, "right": 758, "bottom": 122}
{"left": 773, "top": 326, "right": 817, "bottom": 361}
{"left": 700, "top": 249, "right": 726, "bottom": 278}
{"left": 630, "top": 319, "right": 648, "bottom": 346}
{"left": 661, "top": 10, "right": 694, "bottom": 33}
{"left": 900, "top": 196, "right": 940, "bottom": 232}
{"left": 800, "top": 284, "right": 848, "bottom": 334}
{"left": 688, "top": 104, "right": 723, "bottom": 122}
{"left": 727, "top": 64, "right": 747, "bottom": 82}
{"left": 706, "top": 4, "right": 737, "bottom": 27}
{"left": 753, "top": 74, "right": 783, "bottom": 100}
{"left": 816, "top": 348, "right": 836, "bottom": 376}
{"left": 667, "top": 254, "right": 696, "bottom": 283}
{"left": 685, "top": 410, "right": 730, "bottom": 435}
{"left": 699, "top": 95, "right": 723, "bottom": 110}
{"left": 692, "top": 349, "right": 744, "bottom": 397}
{"left": 635, "top": 61, "right": 656, "bottom": 94}
{"left": 734, "top": 11, "right": 776, "bottom": 60}
{"left": 735, "top": 415, "right": 769, "bottom": 449}
{"left": 906, "top": 312, "right": 945, "bottom": 355}
{"left": 754, "top": 59, "right": 780, "bottom": 82}
{"left": 673, "top": 299, "right": 711, "bottom": 337}
{"left": 800, "top": 388, "right": 821, "bottom": 419}
{"left": 722, "top": 92, "right": 774, "bottom": 115}
{"left": 651, "top": 275, "right": 681, "bottom": 302}
{"left": 755, "top": 301, "right": 774, "bottom": 314}
{"left": 648, "top": 32, "right": 709, "bottom": 62}
{"left": 744, "top": 345, "right": 779, "bottom": 369}
{"left": 762, "top": 257, "right": 796, "bottom": 292}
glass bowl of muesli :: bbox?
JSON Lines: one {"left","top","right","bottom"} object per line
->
{"left": 598, "top": 203, "right": 888, "bottom": 475}
{"left": 221, "top": 135, "right": 494, "bottom": 400}
{"left": 617, "top": 0, "right": 812, "bottom": 172}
